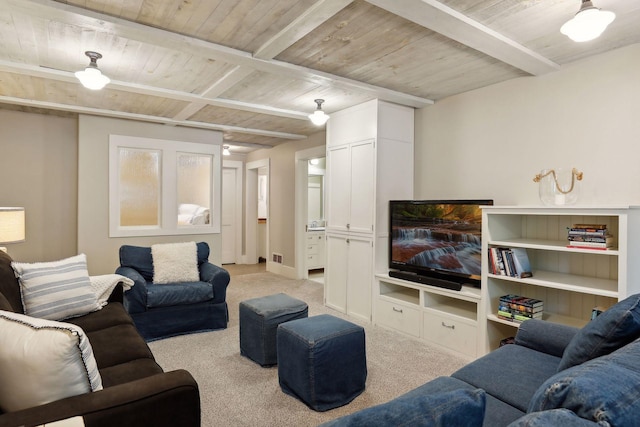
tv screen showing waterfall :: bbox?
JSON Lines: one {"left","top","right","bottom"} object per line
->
{"left": 389, "top": 200, "right": 493, "bottom": 289}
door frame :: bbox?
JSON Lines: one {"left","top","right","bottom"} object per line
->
{"left": 294, "top": 145, "right": 326, "bottom": 279}
{"left": 245, "top": 158, "right": 269, "bottom": 264}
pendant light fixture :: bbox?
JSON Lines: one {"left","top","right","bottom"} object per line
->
{"left": 561, "top": 0, "right": 615, "bottom": 42}
{"left": 75, "top": 51, "right": 111, "bottom": 90}
{"left": 308, "top": 99, "right": 329, "bottom": 126}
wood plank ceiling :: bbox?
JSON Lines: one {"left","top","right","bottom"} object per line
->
{"left": 1, "top": 0, "right": 639, "bottom": 153}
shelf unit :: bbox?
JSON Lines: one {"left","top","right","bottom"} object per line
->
{"left": 481, "top": 206, "right": 640, "bottom": 354}
{"left": 375, "top": 273, "right": 481, "bottom": 358}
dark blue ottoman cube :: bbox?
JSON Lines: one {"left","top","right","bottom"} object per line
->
{"left": 277, "top": 314, "right": 367, "bottom": 411}
{"left": 239, "top": 293, "right": 308, "bottom": 366}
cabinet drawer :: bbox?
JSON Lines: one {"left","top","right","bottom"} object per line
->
{"left": 375, "top": 298, "right": 420, "bottom": 337}
{"left": 423, "top": 311, "right": 476, "bottom": 357}
{"left": 307, "top": 244, "right": 318, "bottom": 255}
{"left": 307, "top": 253, "right": 320, "bottom": 265}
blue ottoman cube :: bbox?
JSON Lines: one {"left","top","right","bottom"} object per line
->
{"left": 277, "top": 314, "right": 367, "bottom": 411}
{"left": 239, "top": 293, "right": 308, "bottom": 366}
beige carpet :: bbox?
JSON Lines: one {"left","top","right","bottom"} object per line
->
{"left": 149, "top": 272, "right": 469, "bottom": 427}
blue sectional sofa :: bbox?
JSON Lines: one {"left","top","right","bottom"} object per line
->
{"left": 322, "top": 293, "right": 640, "bottom": 427}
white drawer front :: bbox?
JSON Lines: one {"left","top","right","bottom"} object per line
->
{"left": 307, "top": 244, "right": 318, "bottom": 255}
{"left": 423, "top": 311, "right": 476, "bottom": 357}
{"left": 307, "top": 253, "right": 320, "bottom": 267}
{"left": 375, "top": 299, "right": 420, "bottom": 337}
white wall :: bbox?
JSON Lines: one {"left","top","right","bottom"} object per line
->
{"left": 78, "top": 115, "right": 224, "bottom": 274}
{"left": 0, "top": 110, "right": 78, "bottom": 262}
{"left": 415, "top": 43, "right": 640, "bottom": 206}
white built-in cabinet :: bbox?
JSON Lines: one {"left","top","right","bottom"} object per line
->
{"left": 375, "top": 274, "right": 481, "bottom": 358}
{"left": 324, "top": 99, "right": 414, "bottom": 323}
{"left": 325, "top": 233, "right": 373, "bottom": 318}
{"left": 371, "top": 207, "right": 640, "bottom": 360}
{"left": 306, "top": 230, "right": 325, "bottom": 269}
{"left": 481, "top": 206, "right": 640, "bottom": 355}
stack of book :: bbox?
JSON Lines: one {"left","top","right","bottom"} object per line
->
{"left": 488, "top": 247, "right": 533, "bottom": 278}
{"left": 566, "top": 223, "right": 615, "bottom": 250}
{"left": 498, "top": 294, "right": 543, "bottom": 322}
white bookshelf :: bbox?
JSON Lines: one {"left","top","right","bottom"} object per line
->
{"left": 481, "top": 206, "right": 640, "bottom": 354}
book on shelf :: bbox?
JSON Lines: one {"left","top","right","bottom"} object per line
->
{"left": 489, "top": 248, "right": 506, "bottom": 276}
{"left": 567, "top": 223, "right": 615, "bottom": 250}
{"left": 566, "top": 240, "right": 615, "bottom": 250}
{"left": 511, "top": 248, "right": 533, "bottom": 278}
{"left": 497, "top": 309, "right": 542, "bottom": 323}
{"left": 498, "top": 294, "right": 544, "bottom": 322}
{"left": 489, "top": 248, "right": 532, "bottom": 278}
{"left": 567, "top": 235, "right": 613, "bottom": 243}
{"left": 570, "top": 223, "right": 608, "bottom": 230}
{"left": 513, "top": 312, "right": 543, "bottom": 322}
{"left": 568, "top": 228, "right": 608, "bottom": 236}
{"left": 501, "top": 295, "right": 543, "bottom": 310}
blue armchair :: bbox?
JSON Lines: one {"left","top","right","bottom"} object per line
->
{"left": 116, "top": 242, "right": 230, "bottom": 341}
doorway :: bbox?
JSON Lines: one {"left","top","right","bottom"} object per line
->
{"left": 295, "top": 145, "right": 326, "bottom": 280}
{"left": 246, "top": 158, "right": 269, "bottom": 265}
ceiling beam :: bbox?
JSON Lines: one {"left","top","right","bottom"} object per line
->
{"left": 224, "top": 140, "right": 275, "bottom": 149}
{"left": 0, "top": 59, "right": 309, "bottom": 120}
{"left": 366, "top": 0, "right": 560, "bottom": 76}
{"left": 0, "top": 95, "right": 307, "bottom": 140}
{"left": 253, "top": 0, "right": 354, "bottom": 60}
{"left": 172, "top": 65, "right": 256, "bottom": 122}
{"left": 9, "top": 0, "right": 433, "bottom": 108}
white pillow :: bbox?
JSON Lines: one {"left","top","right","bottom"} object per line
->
{"left": 151, "top": 242, "right": 199, "bottom": 284}
{"left": 12, "top": 254, "right": 101, "bottom": 321}
{"left": 0, "top": 310, "right": 103, "bottom": 412}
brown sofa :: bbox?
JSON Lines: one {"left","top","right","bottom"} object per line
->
{"left": 0, "top": 251, "right": 200, "bottom": 427}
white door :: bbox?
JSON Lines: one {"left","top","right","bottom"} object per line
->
{"left": 346, "top": 235, "right": 373, "bottom": 321}
{"left": 326, "top": 144, "right": 351, "bottom": 232}
{"left": 324, "top": 233, "right": 348, "bottom": 313}
{"left": 349, "top": 139, "right": 375, "bottom": 234}
{"left": 221, "top": 167, "right": 237, "bottom": 264}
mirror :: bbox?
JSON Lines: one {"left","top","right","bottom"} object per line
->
{"left": 307, "top": 158, "right": 325, "bottom": 225}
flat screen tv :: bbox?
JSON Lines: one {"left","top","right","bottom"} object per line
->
{"left": 389, "top": 200, "right": 493, "bottom": 290}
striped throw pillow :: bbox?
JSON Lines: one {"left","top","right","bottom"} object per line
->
{"left": 12, "top": 254, "right": 101, "bottom": 320}
{"left": 0, "top": 310, "right": 103, "bottom": 412}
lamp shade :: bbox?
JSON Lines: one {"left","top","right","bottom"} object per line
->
{"left": 75, "top": 51, "right": 110, "bottom": 90}
{"left": 308, "top": 99, "right": 330, "bottom": 126}
{"left": 75, "top": 67, "right": 111, "bottom": 90}
{"left": 0, "top": 207, "right": 25, "bottom": 244}
{"left": 561, "top": 1, "right": 615, "bottom": 42}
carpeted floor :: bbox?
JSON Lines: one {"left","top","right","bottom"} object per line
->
{"left": 149, "top": 272, "right": 469, "bottom": 427}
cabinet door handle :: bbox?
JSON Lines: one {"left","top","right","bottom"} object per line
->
{"left": 346, "top": 223, "right": 350, "bottom": 229}
{"left": 441, "top": 322, "right": 455, "bottom": 330}
{"left": 392, "top": 307, "right": 403, "bottom": 313}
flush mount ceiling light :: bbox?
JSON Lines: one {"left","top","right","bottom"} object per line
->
{"left": 561, "top": 0, "right": 615, "bottom": 42}
{"left": 75, "top": 51, "right": 111, "bottom": 90}
{"left": 222, "top": 145, "right": 231, "bottom": 156}
{"left": 308, "top": 99, "right": 329, "bottom": 126}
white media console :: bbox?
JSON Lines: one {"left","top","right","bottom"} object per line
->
{"left": 373, "top": 205, "right": 640, "bottom": 359}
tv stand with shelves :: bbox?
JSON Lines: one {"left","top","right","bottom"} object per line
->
{"left": 481, "top": 205, "right": 640, "bottom": 354}
{"left": 388, "top": 270, "right": 463, "bottom": 291}
{"left": 375, "top": 273, "right": 481, "bottom": 358}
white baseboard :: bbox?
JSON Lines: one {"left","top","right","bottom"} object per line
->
{"left": 266, "top": 261, "right": 297, "bottom": 279}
